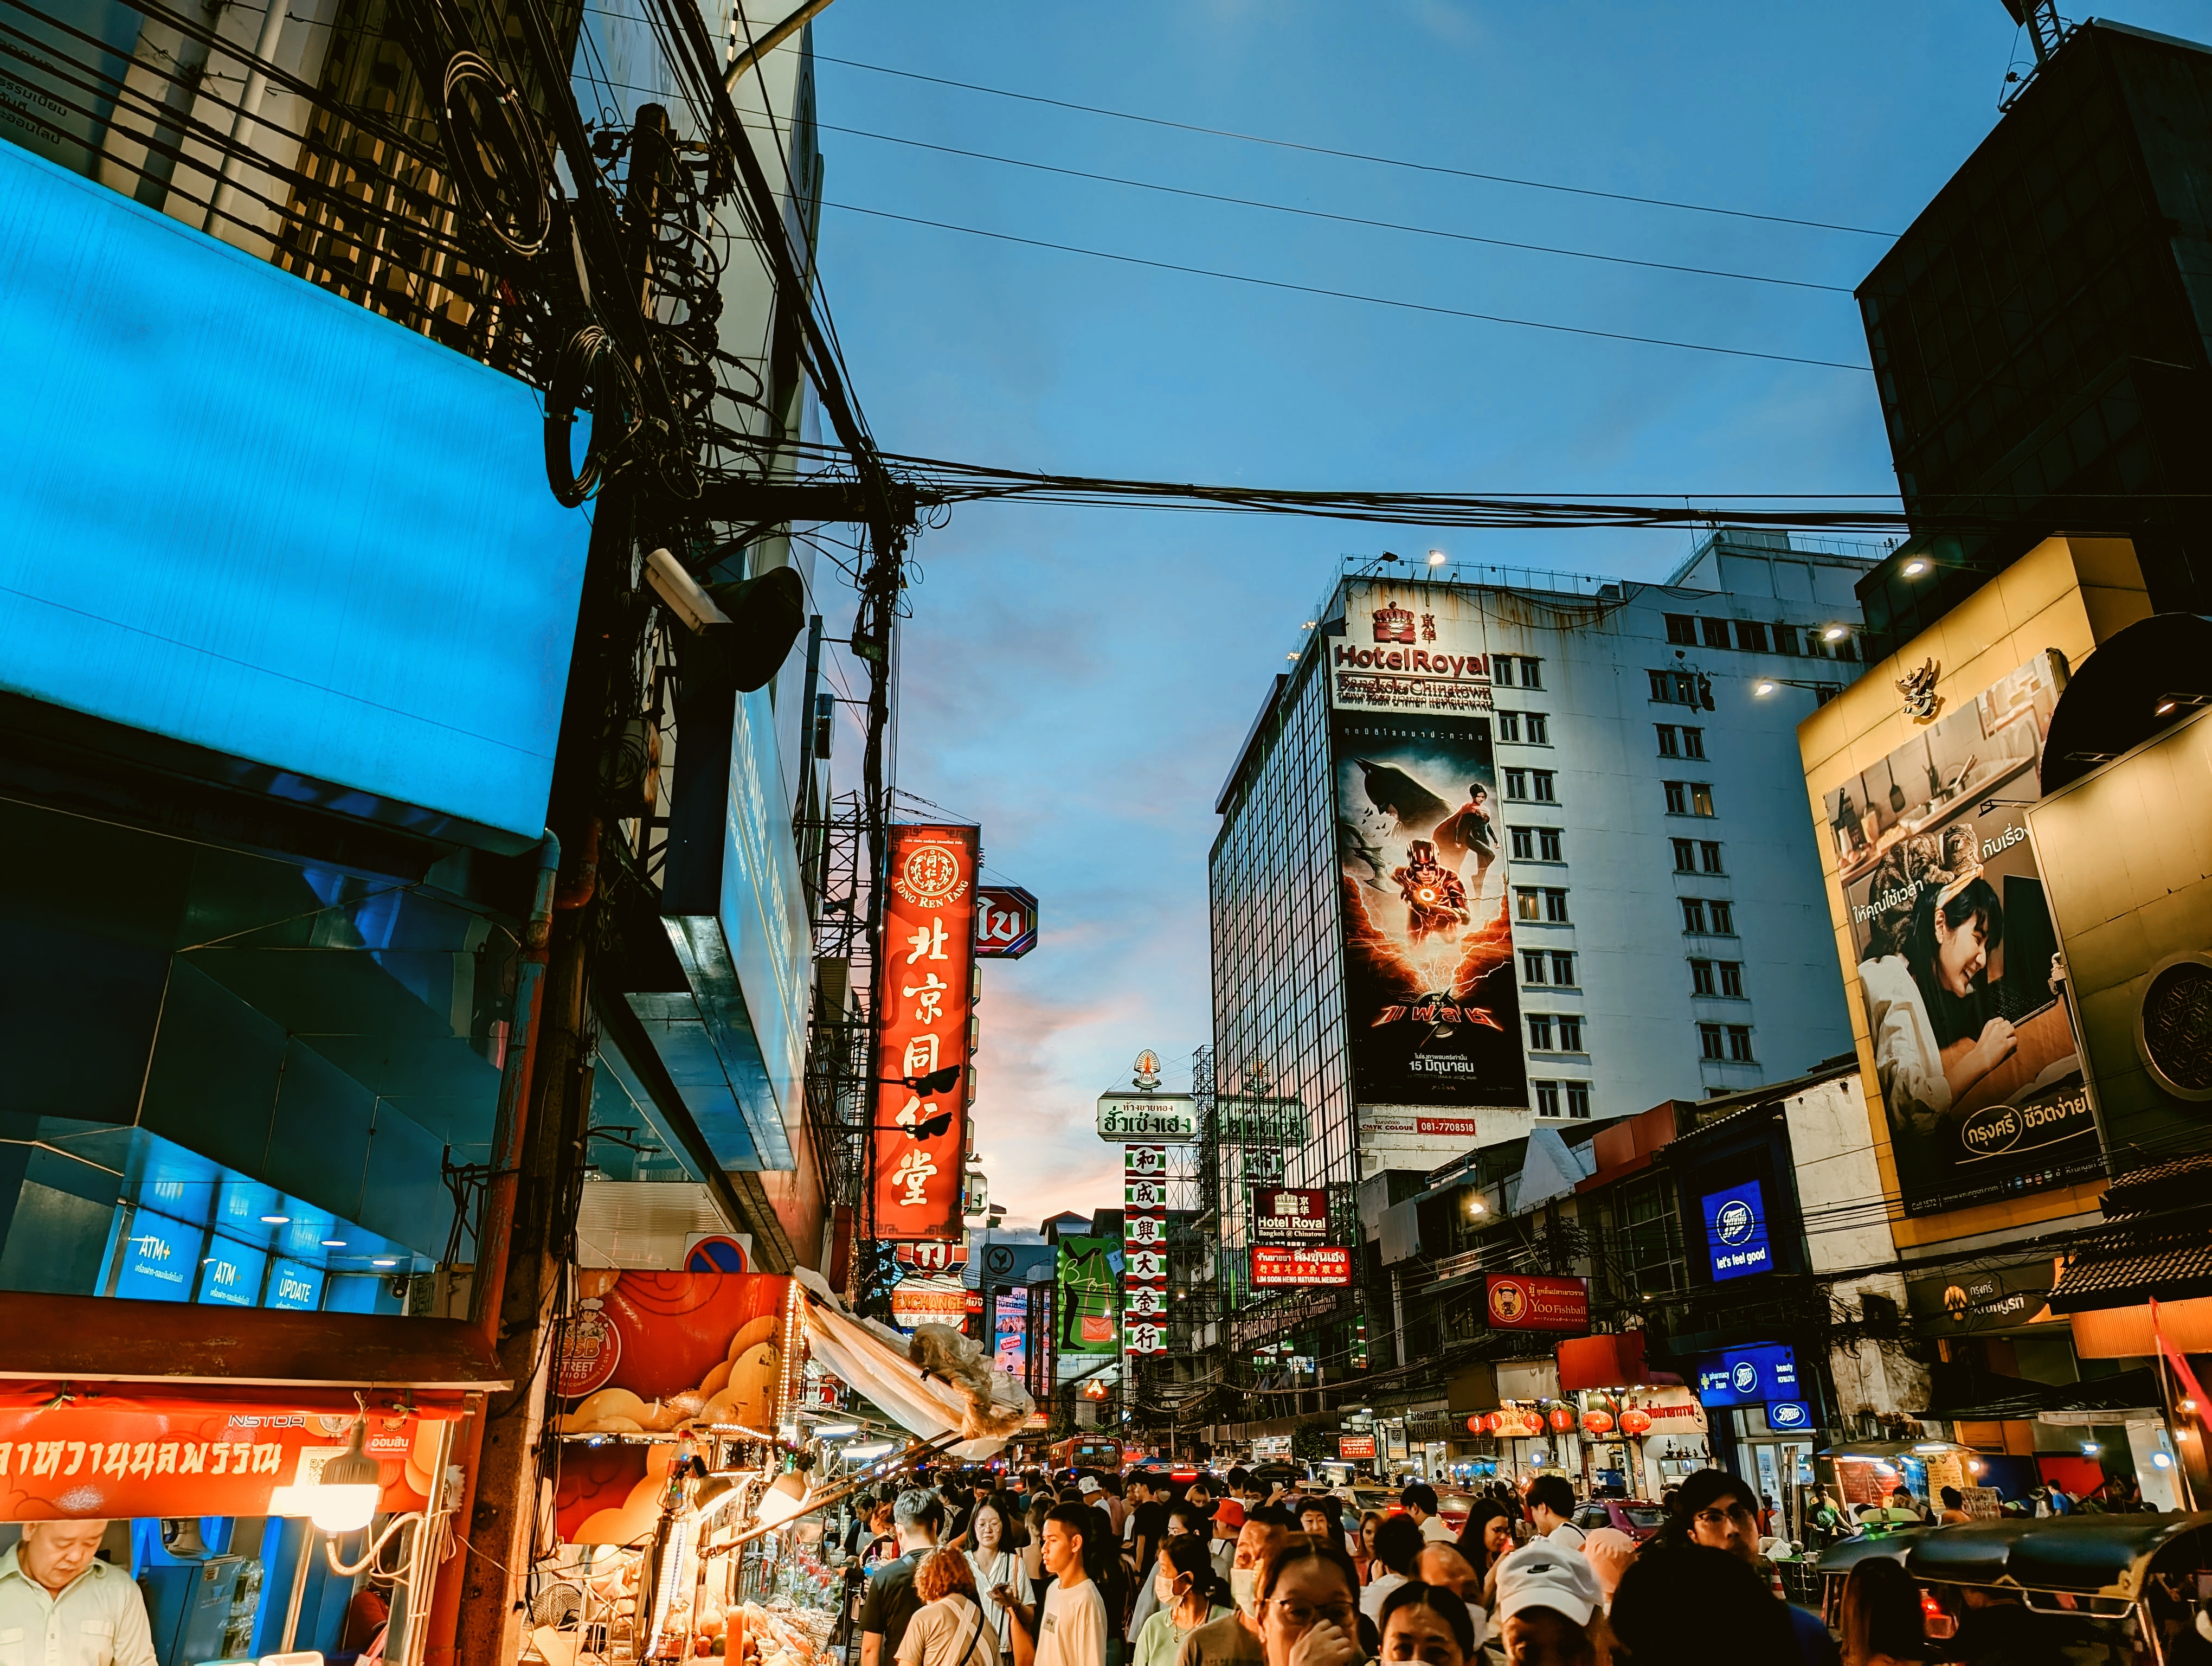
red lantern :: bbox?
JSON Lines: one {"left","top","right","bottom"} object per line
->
{"left": 1618, "top": 1408, "right": 1654, "bottom": 1436}
{"left": 1483, "top": 1412, "right": 1504, "bottom": 1434}
{"left": 1467, "top": 1414, "right": 1486, "bottom": 1434}
{"left": 1581, "top": 1410, "right": 1615, "bottom": 1436}
{"left": 1548, "top": 1406, "right": 1574, "bottom": 1432}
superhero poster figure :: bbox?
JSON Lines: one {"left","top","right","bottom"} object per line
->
{"left": 1392, "top": 840, "right": 1470, "bottom": 944}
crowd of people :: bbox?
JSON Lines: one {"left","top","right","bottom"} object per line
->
{"left": 828, "top": 1462, "right": 2031, "bottom": 1666}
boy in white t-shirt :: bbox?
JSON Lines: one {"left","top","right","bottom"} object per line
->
{"left": 1035, "top": 1505, "right": 1107, "bottom": 1666}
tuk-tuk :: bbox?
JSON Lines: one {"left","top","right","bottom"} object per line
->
{"left": 1814, "top": 1514, "right": 2212, "bottom": 1664}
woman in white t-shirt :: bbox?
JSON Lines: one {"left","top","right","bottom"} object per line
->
{"left": 897, "top": 1550, "right": 996, "bottom": 1666}
{"left": 964, "top": 1498, "right": 1024, "bottom": 1666}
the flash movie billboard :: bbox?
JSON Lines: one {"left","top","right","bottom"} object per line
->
{"left": 1329, "top": 584, "right": 1528, "bottom": 1116}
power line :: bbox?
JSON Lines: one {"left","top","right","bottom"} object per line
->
{"left": 811, "top": 119, "right": 1855, "bottom": 296}
{"left": 814, "top": 53, "right": 1901, "bottom": 240}
{"left": 822, "top": 201, "right": 1873, "bottom": 373}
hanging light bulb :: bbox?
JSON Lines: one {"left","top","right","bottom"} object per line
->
{"left": 756, "top": 1471, "right": 810, "bottom": 1527}
{"left": 308, "top": 1420, "right": 383, "bottom": 1535}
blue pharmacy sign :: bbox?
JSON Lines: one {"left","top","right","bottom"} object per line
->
{"left": 1696, "top": 1343, "right": 1799, "bottom": 1409}
{"left": 1702, "top": 1180, "right": 1773, "bottom": 1281}
{"left": 1766, "top": 1400, "right": 1813, "bottom": 1432}
{"left": 114, "top": 1212, "right": 200, "bottom": 1302}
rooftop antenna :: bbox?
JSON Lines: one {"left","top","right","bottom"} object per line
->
{"left": 1998, "top": 0, "right": 2072, "bottom": 110}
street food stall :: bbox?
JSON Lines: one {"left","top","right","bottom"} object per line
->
{"left": 537, "top": 1269, "right": 1031, "bottom": 1666}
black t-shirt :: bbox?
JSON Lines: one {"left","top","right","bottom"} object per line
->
{"left": 1128, "top": 1501, "right": 1168, "bottom": 1565}
{"left": 859, "top": 1548, "right": 929, "bottom": 1653}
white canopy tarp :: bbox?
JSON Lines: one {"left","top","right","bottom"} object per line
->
{"left": 796, "top": 1269, "right": 1034, "bottom": 1459}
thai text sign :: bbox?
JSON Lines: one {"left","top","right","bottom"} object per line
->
{"left": 974, "top": 886, "right": 1039, "bottom": 959}
{"left": 1252, "top": 1187, "right": 1330, "bottom": 1241}
{"left": 1250, "top": 1246, "right": 1351, "bottom": 1287}
{"left": 1483, "top": 1273, "right": 1589, "bottom": 1333}
{"left": 0, "top": 1393, "right": 452, "bottom": 1521}
{"left": 1097, "top": 1094, "right": 1198, "bottom": 1141}
{"left": 873, "top": 825, "right": 980, "bottom": 1239}
{"left": 1338, "top": 1433, "right": 1377, "bottom": 1459}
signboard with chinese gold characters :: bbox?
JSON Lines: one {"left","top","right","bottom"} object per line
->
{"left": 1123, "top": 1142, "right": 1168, "bottom": 1355}
{"left": 874, "top": 825, "right": 981, "bottom": 1240}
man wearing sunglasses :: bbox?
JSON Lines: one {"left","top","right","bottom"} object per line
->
{"left": 1667, "top": 1471, "right": 1837, "bottom": 1666}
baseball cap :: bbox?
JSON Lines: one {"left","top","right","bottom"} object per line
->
{"left": 1494, "top": 1542, "right": 1602, "bottom": 1629}
{"left": 1076, "top": 1476, "right": 1102, "bottom": 1495}
{"left": 1212, "top": 1498, "right": 1246, "bottom": 1530}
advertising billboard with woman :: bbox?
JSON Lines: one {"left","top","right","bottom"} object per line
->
{"left": 1820, "top": 650, "right": 2100, "bottom": 1215}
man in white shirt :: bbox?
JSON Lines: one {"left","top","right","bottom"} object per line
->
{"left": 1399, "top": 1484, "right": 1456, "bottom": 1545}
{"left": 1524, "top": 1477, "right": 1585, "bottom": 1548}
{"left": 0, "top": 1522, "right": 157, "bottom": 1666}
{"left": 1035, "top": 1505, "right": 1106, "bottom": 1666}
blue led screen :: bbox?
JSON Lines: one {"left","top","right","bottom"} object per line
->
{"left": 0, "top": 142, "right": 590, "bottom": 847}
{"left": 198, "top": 1238, "right": 268, "bottom": 1306}
{"left": 113, "top": 1212, "right": 201, "bottom": 1302}
{"left": 266, "top": 1258, "right": 326, "bottom": 1311}
{"left": 1701, "top": 1179, "right": 1774, "bottom": 1281}
{"left": 1696, "top": 1343, "right": 1799, "bottom": 1408}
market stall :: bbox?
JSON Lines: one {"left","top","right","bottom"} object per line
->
{"left": 536, "top": 1269, "right": 1031, "bottom": 1666}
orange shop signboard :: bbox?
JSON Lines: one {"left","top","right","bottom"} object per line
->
{"left": 873, "top": 825, "right": 981, "bottom": 1241}
{"left": 0, "top": 1388, "right": 456, "bottom": 1522}
{"left": 1483, "top": 1273, "right": 1589, "bottom": 1334}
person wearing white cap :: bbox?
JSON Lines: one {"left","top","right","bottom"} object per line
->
{"left": 1489, "top": 1541, "right": 1607, "bottom": 1666}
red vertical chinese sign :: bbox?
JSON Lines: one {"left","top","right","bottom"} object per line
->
{"left": 873, "top": 825, "right": 980, "bottom": 1240}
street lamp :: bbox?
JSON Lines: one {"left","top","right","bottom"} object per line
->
{"left": 1753, "top": 677, "right": 1838, "bottom": 699}
{"left": 1901, "top": 558, "right": 1930, "bottom": 576}
{"left": 879, "top": 1063, "right": 962, "bottom": 1096}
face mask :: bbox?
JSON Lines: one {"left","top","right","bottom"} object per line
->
{"left": 1154, "top": 1573, "right": 1177, "bottom": 1603}
{"left": 1230, "top": 1568, "right": 1257, "bottom": 1610}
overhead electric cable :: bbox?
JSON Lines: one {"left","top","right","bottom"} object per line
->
{"left": 822, "top": 201, "right": 1871, "bottom": 372}
{"left": 815, "top": 53, "right": 1901, "bottom": 239}
{"left": 809, "top": 120, "right": 1854, "bottom": 294}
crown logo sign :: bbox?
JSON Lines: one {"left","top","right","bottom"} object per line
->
{"left": 1372, "top": 603, "right": 1416, "bottom": 644}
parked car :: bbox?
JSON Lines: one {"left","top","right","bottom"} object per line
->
{"left": 1572, "top": 1500, "right": 1666, "bottom": 1542}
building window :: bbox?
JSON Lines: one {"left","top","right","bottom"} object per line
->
{"left": 1525, "top": 713, "right": 1549, "bottom": 745}
{"left": 1544, "top": 888, "right": 1569, "bottom": 923}
{"left": 1534, "top": 1081, "right": 1561, "bottom": 1117}
{"left": 1648, "top": 669, "right": 1698, "bottom": 705}
{"left": 1719, "top": 961, "right": 1745, "bottom": 998}
{"left": 1517, "top": 658, "right": 1543, "bottom": 689}
{"left": 1690, "top": 782, "right": 1714, "bottom": 816}
{"left": 1511, "top": 826, "right": 1534, "bottom": 860}
{"left": 1734, "top": 620, "right": 1770, "bottom": 653}
{"left": 1709, "top": 899, "right": 1735, "bottom": 934}
{"left": 1727, "top": 1024, "right": 1756, "bottom": 1062}
{"left": 1773, "top": 623, "right": 1801, "bottom": 656}
{"left": 1537, "top": 827, "right": 1562, "bottom": 862}
{"left": 1528, "top": 1015, "right": 1554, "bottom": 1050}
{"left": 1504, "top": 768, "right": 1528, "bottom": 800}
{"left": 1681, "top": 726, "right": 1706, "bottom": 760}
{"left": 1672, "top": 837, "right": 1696, "bottom": 872}
{"left": 1700, "top": 840, "right": 1724, "bottom": 873}
{"left": 1681, "top": 899, "right": 1708, "bottom": 933}
{"left": 1496, "top": 711, "right": 1521, "bottom": 743}
{"left": 1701, "top": 618, "right": 1732, "bottom": 650}
{"left": 1532, "top": 770, "right": 1557, "bottom": 802}
{"left": 1698, "top": 1022, "right": 1724, "bottom": 1060}
{"left": 1655, "top": 724, "right": 1679, "bottom": 757}
{"left": 1557, "top": 1015, "right": 1583, "bottom": 1051}
{"left": 1664, "top": 781, "right": 1687, "bottom": 815}
{"left": 1690, "top": 958, "right": 1716, "bottom": 996}
{"left": 1521, "top": 950, "right": 1547, "bottom": 984}
{"left": 1516, "top": 887, "right": 1542, "bottom": 921}
{"left": 1565, "top": 1081, "right": 1591, "bottom": 1119}
{"left": 1550, "top": 950, "right": 1576, "bottom": 985}
{"left": 1664, "top": 614, "right": 1697, "bottom": 646}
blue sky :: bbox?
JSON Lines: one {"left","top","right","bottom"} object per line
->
{"left": 800, "top": 1, "right": 2205, "bottom": 1226}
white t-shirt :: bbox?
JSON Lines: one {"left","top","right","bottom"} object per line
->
{"left": 1418, "top": 1516, "right": 1455, "bottom": 1544}
{"left": 1545, "top": 1521, "right": 1587, "bottom": 1550}
{"left": 1360, "top": 1570, "right": 1408, "bottom": 1625}
{"left": 896, "top": 1596, "right": 992, "bottom": 1666}
{"left": 1036, "top": 1577, "right": 1107, "bottom": 1666}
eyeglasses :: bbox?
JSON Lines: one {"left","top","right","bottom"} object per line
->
{"left": 1693, "top": 1504, "right": 1758, "bottom": 1530}
{"left": 1269, "top": 1600, "right": 1358, "bottom": 1630}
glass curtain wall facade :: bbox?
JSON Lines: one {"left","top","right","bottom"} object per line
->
{"left": 1207, "top": 649, "right": 1361, "bottom": 1385}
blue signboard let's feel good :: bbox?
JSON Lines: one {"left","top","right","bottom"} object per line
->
{"left": 1702, "top": 1179, "right": 1773, "bottom": 1281}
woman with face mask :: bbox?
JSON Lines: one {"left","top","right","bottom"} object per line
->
{"left": 1131, "top": 1536, "right": 1232, "bottom": 1666}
